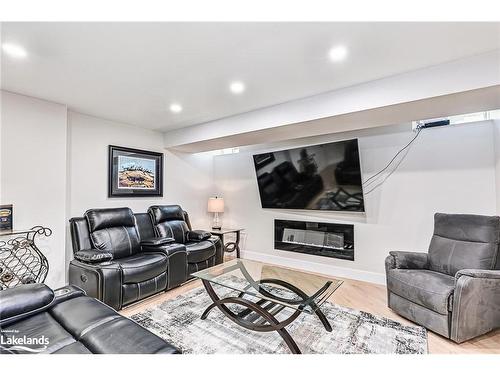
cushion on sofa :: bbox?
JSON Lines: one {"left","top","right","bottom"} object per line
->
{"left": 148, "top": 205, "right": 185, "bottom": 223}
{"left": 85, "top": 207, "right": 141, "bottom": 259}
{"left": 387, "top": 269, "right": 455, "bottom": 314}
{"left": 115, "top": 253, "right": 167, "bottom": 284}
{"left": 0, "top": 283, "right": 55, "bottom": 325}
{"left": 154, "top": 220, "right": 189, "bottom": 244}
{"left": 79, "top": 315, "right": 178, "bottom": 354}
{"left": 2, "top": 312, "right": 78, "bottom": 354}
{"left": 85, "top": 207, "right": 136, "bottom": 231}
{"left": 148, "top": 205, "right": 190, "bottom": 244}
{"left": 186, "top": 240, "right": 217, "bottom": 263}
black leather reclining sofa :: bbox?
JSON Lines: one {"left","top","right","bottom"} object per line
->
{"left": 68, "top": 205, "right": 223, "bottom": 310}
{"left": 0, "top": 284, "right": 180, "bottom": 354}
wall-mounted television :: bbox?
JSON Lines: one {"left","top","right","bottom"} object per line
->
{"left": 253, "top": 139, "right": 364, "bottom": 212}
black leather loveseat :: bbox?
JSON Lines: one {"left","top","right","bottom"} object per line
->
{"left": 0, "top": 283, "right": 180, "bottom": 354}
{"left": 68, "top": 205, "right": 222, "bottom": 310}
{"left": 257, "top": 161, "right": 323, "bottom": 209}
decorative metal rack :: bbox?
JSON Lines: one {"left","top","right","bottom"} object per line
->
{"left": 0, "top": 226, "right": 51, "bottom": 290}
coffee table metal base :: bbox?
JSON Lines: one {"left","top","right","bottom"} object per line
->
{"left": 200, "top": 279, "right": 332, "bottom": 354}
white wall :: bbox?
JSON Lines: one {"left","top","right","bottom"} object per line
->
{"left": 0, "top": 99, "right": 216, "bottom": 288}
{"left": 164, "top": 50, "right": 500, "bottom": 150}
{"left": 214, "top": 120, "right": 498, "bottom": 284}
{"left": 1, "top": 91, "right": 68, "bottom": 288}
{"left": 68, "top": 111, "right": 214, "bottom": 223}
{"left": 495, "top": 119, "right": 500, "bottom": 214}
{"left": 67, "top": 112, "right": 215, "bottom": 276}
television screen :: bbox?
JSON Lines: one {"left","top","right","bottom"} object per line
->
{"left": 253, "top": 139, "right": 364, "bottom": 211}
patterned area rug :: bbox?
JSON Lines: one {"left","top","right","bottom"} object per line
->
{"left": 130, "top": 280, "right": 427, "bottom": 354}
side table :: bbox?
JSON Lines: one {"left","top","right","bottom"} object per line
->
{"left": 0, "top": 226, "right": 51, "bottom": 289}
{"left": 206, "top": 228, "right": 244, "bottom": 258}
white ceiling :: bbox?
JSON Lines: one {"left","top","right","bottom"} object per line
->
{"left": 2, "top": 22, "right": 499, "bottom": 132}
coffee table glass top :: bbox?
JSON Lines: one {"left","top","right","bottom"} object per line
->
{"left": 191, "top": 259, "right": 343, "bottom": 314}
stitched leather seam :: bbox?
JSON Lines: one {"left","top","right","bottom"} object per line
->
{"left": 44, "top": 337, "right": 78, "bottom": 354}
{"left": 79, "top": 316, "right": 120, "bottom": 338}
{"left": 123, "top": 226, "right": 133, "bottom": 256}
{"left": 105, "top": 228, "right": 113, "bottom": 254}
{"left": 433, "top": 233, "right": 493, "bottom": 244}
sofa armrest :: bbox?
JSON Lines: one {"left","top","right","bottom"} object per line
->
{"left": 456, "top": 269, "right": 500, "bottom": 280}
{"left": 186, "top": 230, "right": 211, "bottom": 242}
{"left": 386, "top": 251, "right": 428, "bottom": 270}
{"left": 140, "top": 237, "right": 175, "bottom": 247}
{"left": 0, "top": 284, "right": 55, "bottom": 325}
{"left": 68, "top": 260, "right": 122, "bottom": 310}
{"left": 451, "top": 269, "right": 500, "bottom": 343}
{"left": 74, "top": 249, "right": 113, "bottom": 264}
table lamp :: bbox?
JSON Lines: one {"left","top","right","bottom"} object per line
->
{"left": 208, "top": 196, "right": 224, "bottom": 230}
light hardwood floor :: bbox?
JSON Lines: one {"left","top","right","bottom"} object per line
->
{"left": 121, "top": 257, "right": 500, "bottom": 354}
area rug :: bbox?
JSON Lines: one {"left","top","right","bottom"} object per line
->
{"left": 130, "top": 280, "right": 427, "bottom": 354}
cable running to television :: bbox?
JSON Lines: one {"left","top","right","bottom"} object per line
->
{"left": 363, "top": 126, "right": 423, "bottom": 195}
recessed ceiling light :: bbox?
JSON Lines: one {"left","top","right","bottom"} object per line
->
{"left": 2, "top": 43, "right": 28, "bottom": 58}
{"left": 229, "top": 81, "right": 245, "bottom": 94}
{"left": 169, "top": 103, "right": 182, "bottom": 113}
{"left": 328, "top": 45, "right": 347, "bottom": 62}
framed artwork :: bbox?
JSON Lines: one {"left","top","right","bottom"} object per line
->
{"left": 108, "top": 145, "right": 163, "bottom": 197}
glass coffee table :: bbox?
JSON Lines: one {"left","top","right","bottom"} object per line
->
{"left": 192, "top": 259, "right": 343, "bottom": 354}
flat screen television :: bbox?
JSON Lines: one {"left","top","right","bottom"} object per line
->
{"left": 253, "top": 139, "right": 364, "bottom": 211}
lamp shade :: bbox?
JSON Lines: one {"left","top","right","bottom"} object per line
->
{"left": 207, "top": 197, "right": 224, "bottom": 213}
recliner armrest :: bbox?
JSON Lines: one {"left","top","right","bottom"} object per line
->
{"left": 186, "top": 230, "right": 211, "bottom": 242}
{"left": 455, "top": 269, "right": 500, "bottom": 280}
{"left": 451, "top": 268, "right": 500, "bottom": 342}
{"left": 74, "top": 249, "right": 113, "bottom": 263}
{"left": 0, "top": 284, "right": 55, "bottom": 325}
{"left": 140, "top": 237, "right": 175, "bottom": 247}
{"left": 387, "top": 251, "right": 429, "bottom": 270}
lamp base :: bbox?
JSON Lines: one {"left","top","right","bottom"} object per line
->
{"left": 211, "top": 212, "right": 222, "bottom": 231}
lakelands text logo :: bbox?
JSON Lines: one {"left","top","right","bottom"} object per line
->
{"left": 0, "top": 329, "right": 49, "bottom": 353}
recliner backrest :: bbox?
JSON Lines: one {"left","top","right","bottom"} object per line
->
{"left": 428, "top": 213, "right": 500, "bottom": 276}
{"left": 85, "top": 207, "right": 141, "bottom": 259}
{"left": 134, "top": 212, "right": 155, "bottom": 240}
{"left": 69, "top": 217, "right": 93, "bottom": 253}
{"left": 148, "top": 205, "right": 189, "bottom": 244}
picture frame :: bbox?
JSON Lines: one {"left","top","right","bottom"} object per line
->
{"left": 108, "top": 145, "right": 163, "bottom": 197}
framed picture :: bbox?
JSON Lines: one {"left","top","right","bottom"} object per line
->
{"left": 108, "top": 145, "right": 163, "bottom": 197}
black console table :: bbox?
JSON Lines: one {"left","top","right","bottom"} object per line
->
{"left": 0, "top": 227, "right": 51, "bottom": 290}
{"left": 206, "top": 228, "right": 243, "bottom": 258}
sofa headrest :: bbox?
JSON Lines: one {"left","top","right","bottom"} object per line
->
{"left": 148, "top": 205, "right": 184, "bottom": 224}
{"left": 85, "top": 207, "right": 135, "bottom": 232}
{"left": 433, "top": 212, "right": 500, "bottom": 244}
{"left": 0, "top": 284, "right": 55, "bottom": 325}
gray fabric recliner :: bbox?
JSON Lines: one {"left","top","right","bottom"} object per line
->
{"left": 385, "top": 213, "right": 500, "bottom": 343}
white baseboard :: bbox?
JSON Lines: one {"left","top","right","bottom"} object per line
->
{"left": 240, "top": 250, "right": 386, "bottom": 285}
